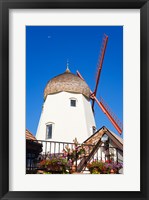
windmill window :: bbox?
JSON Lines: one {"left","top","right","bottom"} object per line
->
{"left": 46, "top": 124, "right": 53, "bottom": 139}
{"left": 70, "top": 99, "right": 76, "bottom": 107}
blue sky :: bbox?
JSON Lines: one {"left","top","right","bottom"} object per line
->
{"left": 26, "top": 26, "right": 123, "bottom": 137}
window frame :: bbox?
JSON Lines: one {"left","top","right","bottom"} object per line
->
{"left": 45, "top": 123, "right": 54, "bottom": 139}
{"left": 70, "top": 97, "right": 78, "bottom": 107}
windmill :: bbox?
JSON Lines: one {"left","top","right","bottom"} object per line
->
{"left": 77, "top": 34, "right": 123, "bottom": 135}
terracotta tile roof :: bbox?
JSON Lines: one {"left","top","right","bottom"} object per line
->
{"left": 26, "top": 129, "right": 36, "bottom": 141}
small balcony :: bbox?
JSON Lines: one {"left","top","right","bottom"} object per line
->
{"left": 26, "top": 139, "right": 123, "bottom": 174}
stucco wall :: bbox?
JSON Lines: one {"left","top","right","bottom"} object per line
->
{"left": 36, "top": 91, "right": 96, "bottom": 143}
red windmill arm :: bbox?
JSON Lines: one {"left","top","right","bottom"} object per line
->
{"left": 94, "top": 96, "right": 123, "bottom": 134}
{"left": 92, "top": 34, "right": 108, "bottom": 110}
{"left": 76, "top": 70, "right": 122, "bottom": 134}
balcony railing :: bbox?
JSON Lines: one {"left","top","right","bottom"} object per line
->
{"left": 26, "top": 140, "right": 123, "bottom": 173}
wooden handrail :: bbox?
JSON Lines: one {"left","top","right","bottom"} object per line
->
{"left": 77, "top": 140, "right": 102, "bottom": 172}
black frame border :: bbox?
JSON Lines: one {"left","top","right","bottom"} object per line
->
{"left": 0, "top": 0, "right": 149, "bottom": 199}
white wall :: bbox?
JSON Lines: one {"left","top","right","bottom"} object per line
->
{"left": 82, "top": 96, "right": 96, "bottom": 137}
{"left": 36, "top": 92, "right": 96, "bottom": 144}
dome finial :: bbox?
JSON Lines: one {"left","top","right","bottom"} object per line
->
{"left": 65, "top": 59, "right": 70, "bottom": 73}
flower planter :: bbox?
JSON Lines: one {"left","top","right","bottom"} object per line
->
{"left": 70, "top": 164, "right": 77, "bottom": 173}
{"left": 39, "top": 155, "right": 72, "bottom": 174}
{"left": 87, "top": 160, "right": 123, "bottom": 174}
{"left": 110, "top": 169, "right": 115, "bottom": 174}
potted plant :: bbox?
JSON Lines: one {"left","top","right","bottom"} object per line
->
{"left": 87, "top": 160, "right": 123, "bottom": 174}
{"left": 39, "top": 155, "right": 72, "bottom": 174}
{"left": 63, "top": 138, "right": 86, "bottom": 173}
{"left": 87, "top": 160, "right": 104, "bottom": 174}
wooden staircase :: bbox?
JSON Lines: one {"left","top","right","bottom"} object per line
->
{"left": 77, "top": 127, "right": 106, "bottom": 172}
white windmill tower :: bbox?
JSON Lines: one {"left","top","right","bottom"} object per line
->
{"left": 36, "top": 62, "right": 96, "bottom": 143}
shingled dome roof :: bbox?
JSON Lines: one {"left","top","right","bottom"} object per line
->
{"left": 44, "top": 69, "right": 91, "bottom": 100}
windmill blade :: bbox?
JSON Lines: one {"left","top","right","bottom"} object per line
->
{"left": 92, "top": 34, "right": 108, "bottom": 110}
{"left": 94, "top": 96, "right": 123, "bottom": 134}
{"left": 76, "top": 70, "right": 122, "bottom": 134}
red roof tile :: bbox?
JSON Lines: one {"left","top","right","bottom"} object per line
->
{"left": 26, "top": 129, "right": 36, "bottom": 141}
